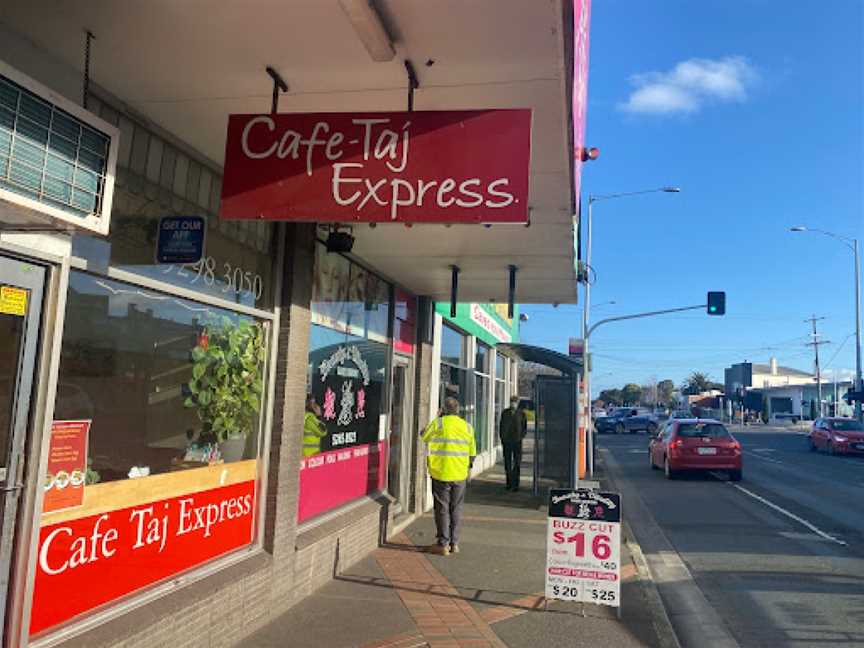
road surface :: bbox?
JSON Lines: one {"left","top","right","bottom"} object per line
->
{"left": 599, "top": 426, "right": 864, "bottom": 647}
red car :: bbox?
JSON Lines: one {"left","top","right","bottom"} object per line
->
{"left": 808, "top": 418, "right": 864, "bottom": 455}
{"left": 649, "top": 419, "right": 742, "bottom": 481}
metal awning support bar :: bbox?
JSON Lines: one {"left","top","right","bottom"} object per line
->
{"left": 508, "top": 265, "right": 517, "bottom": 319}
{"left": 450, "top": 265, "right": 460, "bottom": 317}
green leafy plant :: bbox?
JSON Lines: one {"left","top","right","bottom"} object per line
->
{"left": 184, "top": 317, "right": 265, "bottom": 444}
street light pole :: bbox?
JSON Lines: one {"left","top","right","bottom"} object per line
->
{"left": 582, "top": 187, "right": 680, "bottom": 478}
{"left": 790, "top": 227, "right": 862, "bottom": 421}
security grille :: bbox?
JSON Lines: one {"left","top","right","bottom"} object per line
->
{"left": 0, "top": 74, "right": 110, "bottom": 220}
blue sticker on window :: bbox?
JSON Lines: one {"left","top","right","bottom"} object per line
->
{"left": 156, "top": 215, "right": 206, "bottom": 264}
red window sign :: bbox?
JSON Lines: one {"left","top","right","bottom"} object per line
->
{"left": 297, "top": 441, "right": 385, "bottom": 523}
{"left": 43, "top": 421, "right": 90, "bottom": 514}
{"left": 30, "top": 480, "right": 256, "bottom": 636}
{"left": 220, "top": 110, "right": 531, "bottom": 224}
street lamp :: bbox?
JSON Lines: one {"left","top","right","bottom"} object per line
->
{"left": 790, "top": 226, "right": 862, "bottom": 421}
{"left": 582, "top": 187, "right": 680, "bottom": 477}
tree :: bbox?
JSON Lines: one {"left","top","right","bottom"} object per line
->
{"left": 657, "top": 379, "right": 675, "bottom": 406}
{"left": 681, "top": 372, "right": 717, "bottom": 396}
{"left": 598, "top": 388, "right": 623, "bottom": 406}
{"left": 621, "top": 383, "right": 643, "bottom": 406}
{"left": 517, "top": 361, "right": 559, "bottom": 396}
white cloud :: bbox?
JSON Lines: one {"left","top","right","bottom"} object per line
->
{"left": 620, "top": 56, "right": 758, "bottom": 115}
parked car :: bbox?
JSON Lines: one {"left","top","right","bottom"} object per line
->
{"left": 669, "top": 410, "right": 692, "bottom": 420}
{"left": 595, "top": 407, "right": 658, "bottom": 435}
{"left": 649, "top": 419, "right": 742, "bottom": 481}
{"left": 808, "top": 418, "right": 864, "bottom": 455}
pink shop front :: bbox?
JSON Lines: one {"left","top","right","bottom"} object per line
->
{"left": 299, "top": 242, "right": 419, "bottom": 523}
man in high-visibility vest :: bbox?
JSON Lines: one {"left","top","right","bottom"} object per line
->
{"left": 303, "top": 394, "right": 328, "bottom": 457}
{"left": 421, "top": 397, "right": 477, "bottom": 556}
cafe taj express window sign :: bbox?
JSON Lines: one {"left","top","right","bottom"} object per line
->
{"left": 30, "top": 272, "right": 267, "bottom": 638}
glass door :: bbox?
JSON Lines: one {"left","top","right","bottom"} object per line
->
{"left": 387, "top": 357, "right": 414, "bottom": 510}
{"left": 0, "top": 253, "right": 45, "bottom": 641}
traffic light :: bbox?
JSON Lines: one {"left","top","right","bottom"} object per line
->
{"left": 707, "top": 291, "right": 726, "bottom": 316}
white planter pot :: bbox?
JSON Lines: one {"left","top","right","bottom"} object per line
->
{"left": 219, "top": 436, "right": 247, "bottom": 463}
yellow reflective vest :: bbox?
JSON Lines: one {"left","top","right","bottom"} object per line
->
{"left": 422, "top": 415, "right": 477, "bottom": 482}
{"left": 303, "top": 412, "right": 327, "bottom": 457}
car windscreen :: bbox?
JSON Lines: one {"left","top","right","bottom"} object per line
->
{"left": 831, "top": 419, "right": 864, "bottom": 432}
{"left": 611, "top": 408, "right": 630, "bottom": 416}
{"left": 676, "top": 423, "right": 731, "bottom": 438}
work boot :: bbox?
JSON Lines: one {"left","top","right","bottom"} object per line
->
{"left": 449, "top": 544, "right": 460, "bottom": 554}
{"left": 428, "top": 544, "right": 450, "bottom": 556}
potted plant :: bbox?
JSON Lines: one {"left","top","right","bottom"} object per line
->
{"left": 184, "top": 317, "right": 265, "bottom": 462}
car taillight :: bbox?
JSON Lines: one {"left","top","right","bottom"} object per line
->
{"left": 731, "top": 441, "right": 741, "bottom": 453}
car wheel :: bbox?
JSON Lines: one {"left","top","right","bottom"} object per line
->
{"left": 664, "top": 456, "right": 676, "bottom": 480}
{"left": 648, "top": 423, "right": 657, "bottom": 435}
{"left": 729, "top": 469, "right": 742, "bottom": 482}
{"left": 827, "top": 441, "right": 835, "bottom": 456}
{"left": 615, "top": 423, "right": 625, "bottom": 435}
{"left": 808, "top": 437, "right": 816, "bottom": 452}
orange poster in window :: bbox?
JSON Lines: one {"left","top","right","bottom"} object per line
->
{"left": 43, "top": 420, "right": 91, "bottom": 513}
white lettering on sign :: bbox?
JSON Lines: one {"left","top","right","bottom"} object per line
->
{"left": 469, "top": 304, "right": 512, "bottom": 343}
{"left": 39, "top": 514, "right": 118, "bottom": 576}
{"left": 241, "top": 118, "right": 517, "bottom": 221}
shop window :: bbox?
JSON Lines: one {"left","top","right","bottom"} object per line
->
{"left": 440, "top": 324, "right": 472, "bottom": 424}
{"left": 33, "top": 271, "right": 267, "bottom": 637}
{"left": 473, "top": 342, "right": 492, "bottom": 453}
{"left": 441, "top": 323, "right": 467, "bottom": 367}
{"left": 393, "top": 288, "right": 416, "bottom": 355}
{"left": 298, "top": 244, "right": 392, "bottom": 523}
{"left": 70, "top": 112, "right": 276, "bottom": 311}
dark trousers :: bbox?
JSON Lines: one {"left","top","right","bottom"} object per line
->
{"left": 431, "top": 479, "right": 467, "bottom": 546}
{"left": 503, "top": 442, "right": 522, "bottom": 489}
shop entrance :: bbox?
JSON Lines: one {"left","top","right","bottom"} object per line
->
{"left": 0, "top": 253, "right": 45, "bottom": 641}
{"left": 387, "top": 357, "right": 414, "bottom": 511}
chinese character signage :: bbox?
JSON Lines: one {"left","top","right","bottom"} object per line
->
{"left": 546, "top": 488, "right": 621, "bottom": 607}
{"left": 311, "top": 344, "right": 381, "bottom": 451}
{"left": 220, "top": 110, "right": 531, "bottom": 224}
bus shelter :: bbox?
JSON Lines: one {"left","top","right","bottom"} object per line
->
{"left": 496, "top": 343, "right": 586, "bottom": 493}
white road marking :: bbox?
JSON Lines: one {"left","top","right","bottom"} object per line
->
{"left": 728, "top": 482, "right": 847, "bottom": 546}
{"left": 743, "top": 450, "right": 784, "bottom": 465}
{"left": 752, "top": 448, "right": 777, "bottom": 453}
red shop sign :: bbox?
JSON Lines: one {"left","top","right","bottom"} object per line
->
{"left": 220, "top": 110, "right": 531, "bottom": 224}
{"left": 30, "top": 480, "right": 256, "bottom": 636}
{"left": 43, "top": 420, "right": 90, "bottom": 514}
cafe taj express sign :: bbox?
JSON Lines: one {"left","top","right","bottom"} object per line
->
{"left": 220, "top": 110, "right": 532, "bottom": 224}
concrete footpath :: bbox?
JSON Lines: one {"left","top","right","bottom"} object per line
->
{"left": 246, "top": 453, "right": 676, "bottom": 648}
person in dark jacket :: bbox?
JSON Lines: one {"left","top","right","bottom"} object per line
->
{"left": 499, "top": 396, "right": 527, "bottom": 491}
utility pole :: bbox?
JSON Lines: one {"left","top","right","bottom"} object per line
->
{"left": 805, "top": 315, "right": 829, "bottom": 418}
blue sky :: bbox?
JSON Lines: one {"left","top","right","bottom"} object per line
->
{"left": 519, "top": 0, "right": 864, "bottom": 395}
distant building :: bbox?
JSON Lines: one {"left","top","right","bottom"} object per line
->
{"left": 725, "top": 357, "right": 814, "bottom": 395}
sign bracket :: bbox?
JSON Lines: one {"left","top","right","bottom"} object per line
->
{"left": 266, "top": 66, "right": 289, "bottom": 114}
{"left": 404, "top": 59, "right": 419, "bottom": 112}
